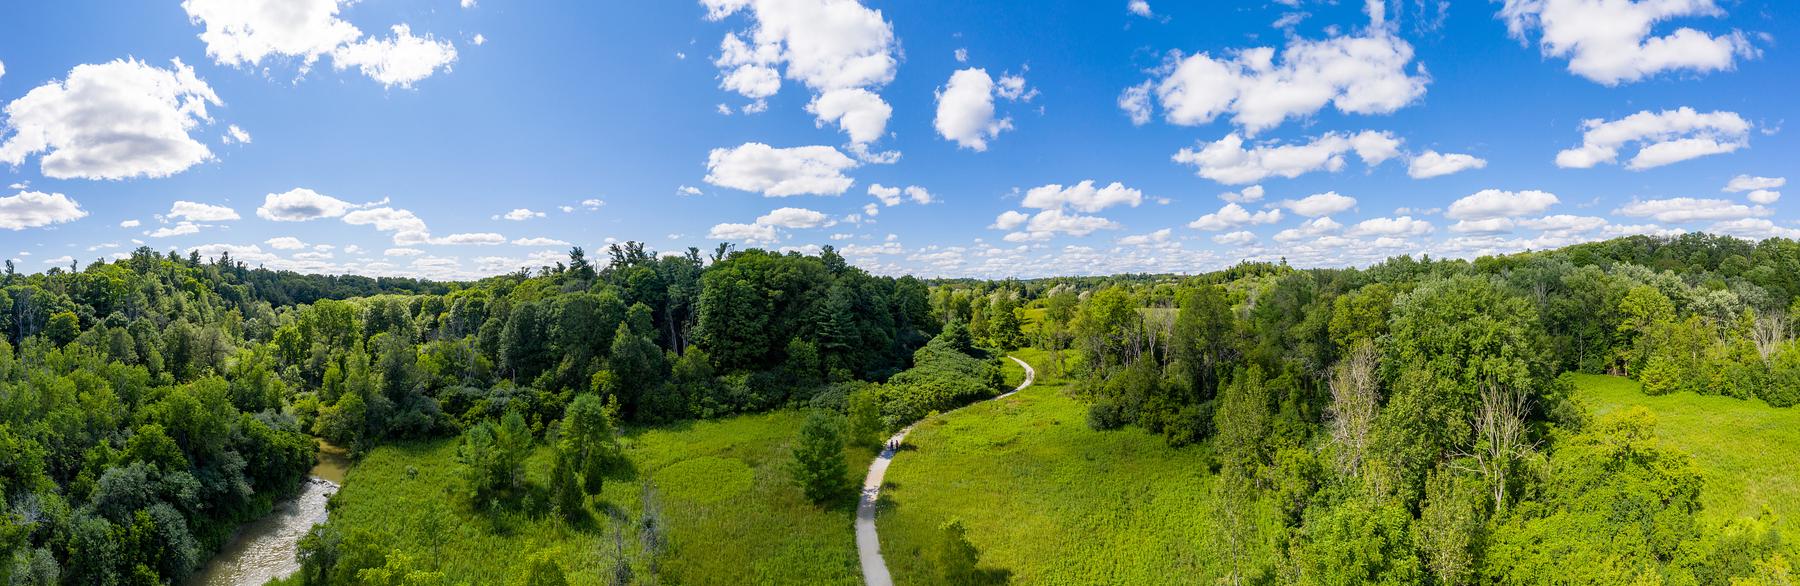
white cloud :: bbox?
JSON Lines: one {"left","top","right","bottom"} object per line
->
{"left": 677, "top": 185, "right": 703, "bottom": 197}
{"left": 1446, "top": 189, "right": 1560, "bottom": 220}
{"left": 265, "top": 236, "right": 308, "bottom": 250}
{"left": 1274, "top": 217, "right": 1342, "bottom": 242}
{"left": 1725, "top": 175, "right": 1785, "bottom": 192}
{"left": 1450, "top": 218, "right": 1517, "bottom": 234}
{"left": 1173, "top": 131, "right": 1399, "bottom": 185}
{"left": 1555, "top": 108, "right": 1750, "bottom": 170}
{"left": 1520, "top": 214, "right": 1608, "bottom": 233}
{"left": 167, "top": 201, "right": 241, "bottom": 222}
{"left": 223, "top": 124, "right": 252, "bottom": 145}
{"left": 181, "top": 0, "right": 362, "bottom": 69}
{"left": 472, "top": 34, "right": 486, "bottom": 46}
{"left": 704, "top": 142, "right": 858, "bottom": 196}
{"left": 705, "top": 0, "right": 896, "bottom": 144}
{"left": 1189, "top": 202, "right": 1282, "bottom": 231}
{"left": 496, "top": 208, "right": 545, "bottom": 221}
{"left": 258, "top": 188, "right": 357, "bottom": 221}
{"left": 1221, "top": 185, "right": 1265, "bottom": 203}
{"left": 511, "top": 237, "right": 570, "bottom": 247}
{"left": 1022, "top": 181, "right": 1144, "bottom": 213}
{"left": 434, "top": 232, "right": 505, "bottom": 245}
{"left": 1118, "top": 228, "right": 1172, "bottom": 246}
{"left": 1745, "top": 190, "right": 1781, "bottom": 205}
{"left": 1119, "top": 81, "right": 1153, "bottom": 126}
{"left": 935, "top": 68, "right": 1013, "bottom": 151}
{"left": 119, "top": 219, "right": 142, "bottom": 228}
{"left": 756, "top": 207, "right": 831, "bottom": 228}
{"left": 1614, "top": 197, "right": 1769, "bottom": 223}
{"left": 1126, "top": 9, "right": 1428, "bottom": 134}
{"left": 808, "top": 88, "right": 891, "bottom": 144}
{"left": 331, "top": 24, "right": 458, "bottom": 89}
{"left": 991, "top": 210, "right": 1030, "bottom": 230}
{"left": 1407, "top": 150, "right": 1487, "bottom": 179}
{"left": 1498, "top": 0, "right": 1756, "bottom": 85}
{"left": 1348, "top": 216, "right": 1433, "bottom": 237}
{"left": 1280, "top": 191, "right": 1357, "bottom": 217}
{"left": 1004, "top": 209, "right": 1121, "bottom": 241}
{"left": 0, "top": 191, "right": 88, "bottom": 230}
{"left": 1708, "top": 218, "right": 1800, "bottom": 240}
{"left": 1129, "top": 0, "right": 1153, "bottom": 18}
{"left": 708, "top": 222, "right": 779, "bottom": 243}
{"left": 869, "top": 184, "right": 902, "bottom": 206}
{"left": 384, "top": 247, "right": 424, "bottom": 256}
{"left": 581, "top": 199, "right": 604, "bottom": 210}
{"left": 0, "top": 58, "right": 222, "bottom": 180}
{"left": 1214, "top": 231, "right": 1257, "bottom": 245}
{"left": 146, "top": 222, "right": 204, "bottom": 238}
{"left": 343, "top": 207, "right": 428, "bottom": 239}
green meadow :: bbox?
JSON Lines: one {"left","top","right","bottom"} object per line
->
{"left": 1572, "top": 373, "right": 1800, "bottom": 532}
{"left": 875, "top": 348, "right": 1226, "bottom": 584}
{"left": 324, "top": 411, "right": 872, "bottom": 584}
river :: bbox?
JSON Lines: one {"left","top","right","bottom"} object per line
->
{"left": 184, "top": 441, "right": 351, "bottom": 586}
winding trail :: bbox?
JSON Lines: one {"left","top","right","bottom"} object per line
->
{"left": 856, "top": 356, "right": 1036, "bottom": 586}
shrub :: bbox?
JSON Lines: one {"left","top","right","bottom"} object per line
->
{"left": 1086, "top": 401, "right": 1126, "bottom": 431}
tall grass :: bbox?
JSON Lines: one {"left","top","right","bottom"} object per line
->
{"left": 876, "top": 348, "right": 1225, "bottom": 584}
{"left": 327, "top": 410, "right": 871, "bottom": 583}
{"left": 1573, "top": 373, "right": 1800, "bottom": 532}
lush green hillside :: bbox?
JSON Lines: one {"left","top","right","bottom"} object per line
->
{"left": 323, "top": 410, "right": 871, "bottom": 584}
{"left": 877, "top": 348, "right": 1231, "bottom": 584}
{"left": 1573, "top": 373, "right": 1800, "bottom": 532}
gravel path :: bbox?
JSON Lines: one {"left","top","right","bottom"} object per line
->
{"left": 854, "top": 356, "right": 1036, "bottom": 586}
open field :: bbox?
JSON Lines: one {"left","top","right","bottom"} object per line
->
{"left": 327, "top": 411, "right": 872, "bottom": 583}
{"left": 1572, "top": 374, "right": 1800, "bottom": 532}
{"left": 876, "top": 348, "right": 1225, "bottom": 584}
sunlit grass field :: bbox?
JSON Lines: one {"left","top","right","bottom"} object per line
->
{"left": 876, "top": 347, "right": 1224, "bottom": 584}
{"left": 1572, "top": 373, "right": 1800, "bottom": 532}
{"left": 327, "top": 411, "right": 871, "bottom": 584}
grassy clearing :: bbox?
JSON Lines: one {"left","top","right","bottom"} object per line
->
{"left": 327, "top": 410, "right": 871, "bottom": 584}
{"left": 1572, "top": 373, "right": 1800, "bottom": 532}
{"left": 877, "top": 347, "right": 1222, "bottom": 584}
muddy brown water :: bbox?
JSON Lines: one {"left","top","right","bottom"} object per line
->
{"left": 184, "top": 441, "right": 351, "bottom": 586}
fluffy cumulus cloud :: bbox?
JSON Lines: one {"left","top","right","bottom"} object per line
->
{"left": 1407, "top": 150, "right": 1487, "bottom": 179}
{"left": 1725, "top": 175, "right": 1783, "bottom": 205}
{"left": 433, "top": 232, "right": 505, "bottom": 245}
{"left": 257, "top": 188, "right": 358, "bottom": 221}
{"left": 991, "top": 210, "right": 1030, "bottom": 230}
{"left": 184, "top": 0, "right": 457, "bottom": 87}
{"left": 1555, "top": 108, "right": 1750, "bottom": 170}
{"left": 708, "top": 222, "right": 779, "bottom": 243}
{"left": 1614, "top": 197, "right": 1769, "bottom": 223}
{"left": 511, "top": 237, "right": 570, "bottom": 247}
{"left": 167, "top": 201, "right": 240, "bottom": 222}
{"left": 1280, "top": 191, "right": 1358, "bottom": 217}
{"left": 330, "top": 25, "right": 458, "bottom": 89}
{"left": 181, "top": 0, "right": 361, "bottom": 68}
{"left": 868, "top": 184, "right": 932, "bottom": 207}
{"left": 1021, "top": 181, "right": 1143, "bottom": 213}
{"left": 0, "top": 190, "right": 88, "bottom": 230}
{"left": 934, "top": 68, "right": 1034, "bottom": 151}
{"left": 265, "top": 236, "right": 307, "bottom": 250}
{"left": 1118, "top": 228, "right": 1172, "bottom": 246}
{"left": 1214, "top": 231, "right": 1257, "bottom": 245}
{"left": 1173, "top": 131, "right": 1401, "bottom": 185}
{"left": 1122, "top": 3, "right": 1427, "bottom": 134}
{"left": 1189, "top": 202, "right": 1282, "bottom": 231}
{"left": 1446, "top": 189, "right": 1560, "bottom": 220}
{"left": 1348, "top": 215, "right": 1433, "bottom": 237}
{"left": 1497, "top": 0, "right": 1756, "bottom": 85}
{"left": 495, "top": 208, "right": 545, "bottom": 221}
{"left": 756, "top": 207, "right": 831, "bottom": 228}
{"left": 1708, "top": 218, "right": 1800, "bottom": 240}
{"left": 1003, "top": 209, "right": 1121, "bottom": 241}
{"left": 1221, "top": 185, "right": 1265, "bottom": 204}
{"left": 704, "top": 0, "right": 897, "bottom": 145}
{"left": 704, "top": 143, "right": 858, "bottom": 196}
{"left": 1274, "top": 217, "right": 1342, "bottom": 243}
{"left": 0, "top": 59, "right": 222, "bottom": 180}
{"left": 1129, "top": 1, "right": 1153, "bottom": 18}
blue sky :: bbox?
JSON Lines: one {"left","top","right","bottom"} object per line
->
{"left": 0, "top": 0, "right": 1794, "bottom": 279}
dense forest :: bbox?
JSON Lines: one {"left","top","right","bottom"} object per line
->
{"left": 0, "top": 242, "right": 967, "bottom": 584}
{"left": 5, "top": 232, "right": 1800, "bottom": 584}
{"left": 928, "top": 232, "right": 1800, "bottom": 584}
